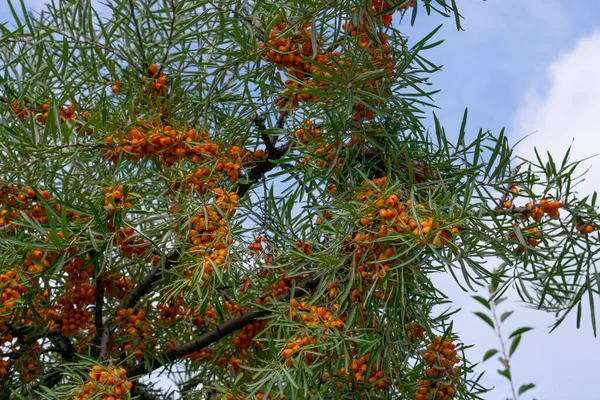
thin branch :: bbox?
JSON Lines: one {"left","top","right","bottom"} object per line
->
{"left": 36, "top": 336, "right": 76, "bottom": 391}
{"left": 275, "top": 110, "right": 289, "bottom": 130}
{"left": 127, "top": 0, "right": 147, "bottom": 71}
{"left": 131, "top": 384, "right": 158, "bottom": 400}
{"left": 98, "top": 326, "right": 111, "bottom": 362}
{"left": 126, "top": 275, "right": 319, "bottom": 378}
{"left": 180, "top": 374, "right": 208, "bottom": 396}
{"left": 490, "top": 295, "right": 518, "bottom": 400}
{"left": 90, "top": 250, "right": 178, "bottom": 353}
{"left": 44, "top": 28, "right": 134, "bottom": 67}
{"left": 207, "top": 0, "right": 264, "bottom": 42}
{"left": 160, "top": 0, "right": 178, "bottom": 70}
{"left": 92, "top": 271, "right": 105, "bottom": 354}
{"left": 237, "top": 140, "right": 292, "bottom": 198}
{"left": 252, "top": 113, "right": 276, "bottom": 156}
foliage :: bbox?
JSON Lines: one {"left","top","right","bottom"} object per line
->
{"left": 0, "top": 0, "right": 598, "bottom": 398}
{"left": 473, "top": 280, "right": 536, "bottom": 400}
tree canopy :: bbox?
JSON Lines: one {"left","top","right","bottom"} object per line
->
{"left": 0, "top": 0, "right": 598, "bottom": 399}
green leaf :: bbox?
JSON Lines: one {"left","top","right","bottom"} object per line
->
{"left": 497, "top": 368, "right": 511, "bottom": 381}
{"left": 500, "top": 310, "right": 514, "bottom": 323}
{"left": 509, "top": 334, "right": 521, "bottom": 357}
{"left": 509, "top": 327, "right": 533, "bottom": 339}
{"left": 482, "top": 348, "right": 499, "bottom": 362}
{"left": 473, "top": 312, "right": 494, "bottom": 329}
{"left": 518, "top": 383, "right": 536, "bottom": 395}
{"left": 472, "top": 295, "right": 491, "bottom": 310}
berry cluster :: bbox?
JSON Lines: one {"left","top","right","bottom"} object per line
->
{"left": 102, "top": 271, "right": 135, "bottom": 301}
{"left": 337, "top": 350, "right": 388, "bottom": 388}
{"left": 74, "top": 365, "right": 133, "bottom": 399}
{"left": 8, "top": 100, "right": 91, "bottom": 134}
{"left": 524, "top": 199, "right": 562, "bottom": 221}
{"left": 113, "top": 308, "right": 154, "bottom": 360}
{"left": 355, "top": 178, "right": 459, "bottom": 247}
{"left": 415, "top": 336, "right": 460, "bottom": 400}
{"left": 113, "top": 227, "right": 152, "bottom": 259}
{"left": 157, "top": 294, "right": 185, "bottom": 325}
{"left": 261, "top": 16, "right": 340, "bottom": 111}
{"left": 42, "top": 256, "right": 94, "bottom": 336}
{"left": 184, "top": 145, "right": 254, "bottom": 193}
{"left": 289, "top": 299, "right": 345, "bottom": 331}
{"left": 186, "top": 189, "right": 239, "bottom": 284}
{"left": 293, "top": 120, "right": 323, "bottom": 144}
{"left": 282, "top": 334, "right": 318, "bottom": 367}
{"left": 248, "top": 236, "right": 266, "bottom": 255}
{"left": 231, "top": 319, "right": 267, "bottom": 357}
{"left": 406, "top": 321, "right": 425, "bottom": 343}
{"left": 0, "top": 182, "right": 81, "bottom": 233}
{"left": 510, "top": 223, "right": 541, "bottom": 254}
{"left": 576, "top": 219, "right": 596, "bottom": 235}
{"left": 146, "top": 63, "right": 169, "bottom": 96}
{"left": 102, "top": 125, "right": 214, "bottom": 166}
{"left": 14, "top": 342, "right": 42, "bottom": 383}
{"left": 0, "top": 269, "right": 25, "bottom": 334}
{"left": 342, "top": 21, "right": 394, "bottom": 121}
{"left": 371, "top": 0, "right": 415, "bottom": 27}
{"left": 104, "top": 186, "right": 132, "bottom": 217}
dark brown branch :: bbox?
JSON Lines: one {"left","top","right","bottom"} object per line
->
{"left": 92, "top": 272, "right": 105, "bottom": 355}
{"left": 252, "top": 113, "right": 276, "bottom": 156}
{"left": 123, "top": 252, "right": 176, "bottom": 310}
{"left": 180, "top": 374, "right": 208, "bottom": 395}
{"left": 9, "top": 325, "right": 62, "bottom": 342}
{"left": 131, "top": 385, "right": 158, "bottom": 400}
{"left": 36, "top": 336, "right": 76, "bottom": 391}
{"left": 126, "top": 275, "right": 319, "bottom": 378}
{"left": 90, "top": 250, "right": 180, "bottom": 354}
{"left": 237, "top": 141, "right": 292, "bottom": 198}
{"left": 160, "top": 0, "right": 178, "bottom": 70}
{"left": 127, "top": 0, "right": 147, "bottom": 71}
{"left": 275, "top": 111, "right": 289, "bottom": 130}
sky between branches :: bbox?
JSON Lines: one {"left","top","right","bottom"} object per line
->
{"left": 2, "top": 1, "right": 600, "bottom": 399}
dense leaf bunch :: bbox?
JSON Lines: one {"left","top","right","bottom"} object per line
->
{"left": 0, "top": 0, "right": 599, "bottom": 399}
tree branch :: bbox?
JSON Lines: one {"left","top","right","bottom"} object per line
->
{"left": 160, "top": 0, "right": 178, "bottom": 70}
{"left": 127, "top": 0, "right": 147, "bottom": 71}
{"left": 252, "top": 113, "right": 276, "bottom": 156}
{"left": 92, "top": 272, "right": 105, "bottom": 356}
{"left": 237, "top": 141, "right": 292, "bottom": 198}
{"left": 131, "top": 385, "right": 158, "bottom": 400}
{"left": 126, "top": 275, "right": 319, "bottom": 378}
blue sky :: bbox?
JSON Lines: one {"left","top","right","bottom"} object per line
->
{"left": 402, "top": 2, "right": 600, "bottom": 399}
{"left": 3, "top": 1, "right": 600, "bottom": 399}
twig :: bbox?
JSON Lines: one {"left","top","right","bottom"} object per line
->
{"left": 490, "top": 293, "right": 518, "bottom": 400}
{"left": 131, "top": 385, "right": 157, "bottom": 400}
{"left": 207, "top": 0, "right": 264, "bottom": 42}
{"left": 237, "top": 140, "right": 292, "bottom": 198}
{"left": 93, "top": 270, "right": 105, "bottom": 350}
{"left": 127, "top": 0, "right": 147, "bottom": 71}
{"left": 45, "top": 28, "right": 134, "bottom": 67}
{"left": 160, "top": 0, "right": 178, "bottom": 71}
{"left": 180, "top": 374, "right": 208, "bottom": 395}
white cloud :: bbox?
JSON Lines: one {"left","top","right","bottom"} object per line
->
{"left": 513, "top": 29, "right": 600, "bottom": 197}
{"left": 432, "top": 29, "right": 600, "bottom": 400}
{"left": 503, "top": 29, "right": 600, "bottom": 400}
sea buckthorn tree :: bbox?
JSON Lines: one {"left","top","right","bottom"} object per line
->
{"left": 0, "top": 0, "right": 598, "bottom": 399}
